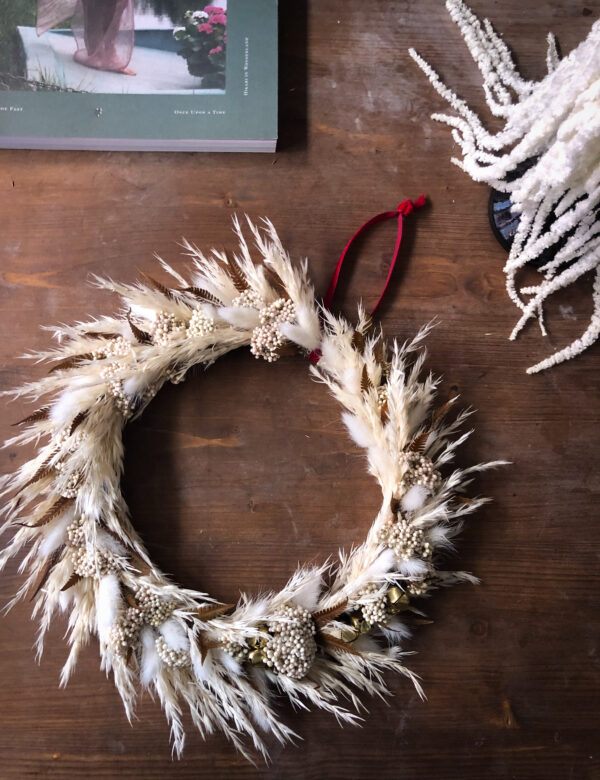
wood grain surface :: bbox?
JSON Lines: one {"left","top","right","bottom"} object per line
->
{"left": 1, "top": 1, "right": 599, "bottom": 778}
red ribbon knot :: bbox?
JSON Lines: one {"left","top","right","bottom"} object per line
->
{"left": 397, "top": 194, "right": 426, "bottom": 217}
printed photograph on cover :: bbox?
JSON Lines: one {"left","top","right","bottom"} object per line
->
{"left": 0, "top": 1, "right": 227, "bottom": 94}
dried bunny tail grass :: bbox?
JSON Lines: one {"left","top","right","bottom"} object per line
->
{"left": 410, "top": 0, "right": 600, "bottom": 372}
{"left": 0, "top": 218, "right": 500, "bottom": 760}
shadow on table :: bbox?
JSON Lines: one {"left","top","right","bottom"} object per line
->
{"left": 278, "top": 0, "right": 308, "bottom": 151}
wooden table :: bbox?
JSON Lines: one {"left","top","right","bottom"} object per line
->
{"left": 1, "top": 2, "right": 598, "bottom": 777}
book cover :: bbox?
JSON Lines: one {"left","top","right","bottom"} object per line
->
{"left": 0, "top": 0, "right": 277, "bottom": 151}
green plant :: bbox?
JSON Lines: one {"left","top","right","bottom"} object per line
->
{"left": 173, "top": 6, "right": 226, "bottom": 89}
{"left": 0, "top": 0, "right": 37, "bottom": 89}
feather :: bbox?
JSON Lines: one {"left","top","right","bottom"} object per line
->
{"left": 19, "top": 459, "right": 55, "bottom": 491}
{"left": 190, "top": 636, "right": 213, "bottom": 677}
{"left": 181, "top": 287, "right": 222, "bottom": 305}
{"left": 18, "top": 495, "right": 74, "bottom": 529}
{"left": 351, "top": 330, "right": 365, "bottom": 353}
{"left": 138, "top": 270, "right": 175, "bottom": 300}
{"left": 123, "top": 586, "right": 138, "bottom": 608}
{"left": 218, "top": 647, "right": 243, "bottom": 677}
{"left": 195, "top": 634, "right": 224, "bottom": 663}
{"left": 313, "top": 599, "right": 349, "bottom": 628}
{"left": 97, "top": 573, "right": 121, "bottom": 644}
{"left": 401, "top": 485, "right": 429, "bottom": 512}
{"left": 49, "top": 353, "right": 94, "bottom": 373}
{"left": 97, "top": 529, "right": 127, "bottom": 557}
{"left": 39, "top": 511, "right": 72, "bottom": 557}
{"left": 432, "top": 398, "right": 456, "bottom": 426}
{"left": 30, "top": 544, "right": 65, "bottom": 601}
{"left": 408, "top": 430, "right": 431, "bottom": 453}
{"left": 12, "top": 406, "right": 50, "bottom": 426}
{"left": 194, "top": 603, "right": 235, "bottom": 621}
{"left": 68, "top": 410, "right": 88, "bottom": 436}
{"left": 225, "top": 257, "right": 249, "bottom": 293}
{"left": 279, "top": 322, "right": 320, "bottom": 352}
{"left": 81, "top": 331, "right": 121, "bottom": 340}
{"left": 218, "top": 306, "right": 260, "bottom": 329}
{"left": 61, "top": 572, "right": 84, "bottom": 591}
{"left": 140, "top": 626, "right": 160, "bottom": 686}
{"left": 319, "top": 632, "right": 363, "bottom": 656}
{"left": 342, "top": 412, "right": 375, "bottom": 449}
{"left": 49, "top": 387, "right": 99, "bottom": 428}
{"left": 361, "top": 364, "right": 374, "bottom": 392}
{"left": 127, "top": 310, "right": 152, "bottom": 344}
{"left": 380, "top": 399, "right": 389, "bottom": 424}
{"left": 159, "top": 618, "right": 190, "bottom": 652}
{"left": 127, "top": 550, "right": 153, "bottom": 576}
{"left": 398, "top": 558, "right": 429, "bottom": 577}
{"left": 264, "top": 267, "right": 291, "bottom": 299}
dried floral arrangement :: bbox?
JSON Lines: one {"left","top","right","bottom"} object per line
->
{"left": 0, "top": 219, "right": 501, "bottom": 760}
{"left": 410, "top": 0, "right": 600, "bottom": 373}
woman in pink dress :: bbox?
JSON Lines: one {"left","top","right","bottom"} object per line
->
{"left": 37, "top": 0, "right": 135, "bottom": 75}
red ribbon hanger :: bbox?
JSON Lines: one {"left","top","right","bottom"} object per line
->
{"left": 310, "top": 194, "right": 426, "bottom": 363}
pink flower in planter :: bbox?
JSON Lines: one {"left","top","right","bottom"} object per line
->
{"left": 209, "top": 45, "right": 223, "bottom": 55}
{"left": 209, "top": 13, "right": 227, "bottom": 25}
{"left": 204, "top": 5, "right": 225, "bottom": 12}
{"left": 197, "top": 22, "right": 213, "bottom": 33}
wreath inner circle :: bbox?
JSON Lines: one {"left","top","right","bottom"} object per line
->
{"left": 121, "top": 351, "right": 377, "bottom": 603}
{"left": 0, "top": 218, "right": 498, "bottom": 760}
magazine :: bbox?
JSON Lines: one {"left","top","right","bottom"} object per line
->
{"left": 0, "top": 0, "right": 277, "bottom": 151}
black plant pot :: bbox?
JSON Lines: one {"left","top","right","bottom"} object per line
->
{"left": 186, "top": 60, "right": 209, "bottom": 78}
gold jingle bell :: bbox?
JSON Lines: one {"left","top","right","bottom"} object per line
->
{"left": 350, "top": 614, "right": 372, "bottom": 634}
{"left": 387, "top": 586, "right": 410, "bottom": 613}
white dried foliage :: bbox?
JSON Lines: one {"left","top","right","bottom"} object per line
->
{"left": 410, "top": 0, "right": 600, "bottom": 373}
{"left": 0, "top": 219, "right": 501, "bottom": 761}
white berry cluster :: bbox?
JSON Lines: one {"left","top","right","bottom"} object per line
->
{"left": 96, "top": 348, "right": 134, "bottom": 418}
{"left": 66, "top": 517, "right": 122, "bottom": 577}
{"left": 141, "top": 383, "right": 159, "bottom": 405}
{"left": 232, "top": 289, "right": 263, "bottom": 309}
{"left": 357, "top": 584, "right": 388, "bottom": 625}
{"left": 109, "top": 607, "right": 145, "bottom": 655}
{"left": 135, "top": 584, "right": 175, "bottom": 627}
{"left": 155, "top": 636, "right": 191, "bottom": 668}
{"left": 66, "top": 516, "right": 86, "bottom": 548}
{"left": 72, "top": 547, "right": 120, "bottom": 578}
{"left": 53, "top": 428, "right": 85, "bottom": 452}
{"left": 407, "top": 578, "right": 431, "bottom": 597}
{"left": 58, "top": 471, "right": 80, "bottom": 499}
{"left": 376, "top": 385, "right": 388, "bottom": 413}
{"left": 263, "top": 604, "right": 317, "bottom": 680}
{"left": 151, "top": 311, "right": 185, "bottom": 346}
{"left": 223, "top": 639, "right": 249, "bottom": 661}
{"left": 99, "top": 361, "right": 121, "bottom": 381}
{"left": 377, "top": 513, "right": 432, "bottom": 563}
{"left": 186, "top": 309, "right": 215, "bottom": 338}
{"left": 250, "top": 298, "right": 296, "bottom": 362}
{"left": 91, "top": 336, "right": 132, "bottom": 361}
{"left": 106, "top": 587, "right": 176, "bottom": 656}
{"left": 54, "top": 461, "right": 80, "bottom": 498}
{"left": 108, "top": 379, "right": 132, "bottom": 418}
{"left": 397, "top": 451, "right": 441, "bottom": 493}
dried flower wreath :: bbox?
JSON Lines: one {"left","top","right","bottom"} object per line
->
{"left": 410, "top": 0, "right": 600, "bottom": 373}
{"left": 0, "top": 217, "right": 500, "bottom": 760}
